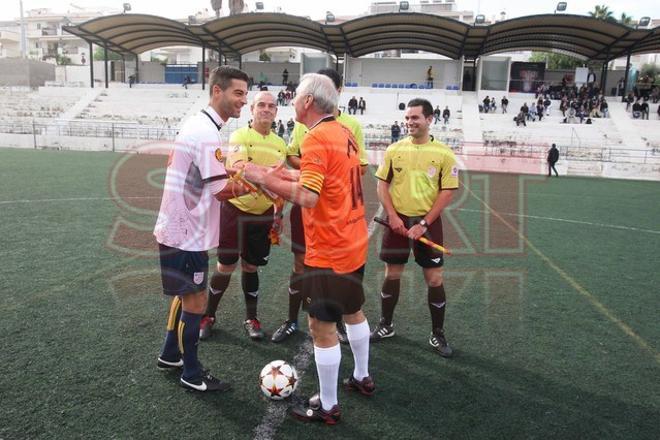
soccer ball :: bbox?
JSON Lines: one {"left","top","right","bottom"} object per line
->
{"left": 259, "top": 360, "right": 298, "bottom": 400}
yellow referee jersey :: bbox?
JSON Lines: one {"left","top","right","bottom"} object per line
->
{"left": 375, "top": 136, "right": 459, "bottom": 216}
{"left": 286, "top": 112, "right": 368, "bottom": 166}
{"left": 227, "top": 126, "right": 287, "bottom": 214}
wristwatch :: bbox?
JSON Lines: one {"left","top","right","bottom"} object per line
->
{"left": 419, "top": 219, "right": 428, "bottom": 228}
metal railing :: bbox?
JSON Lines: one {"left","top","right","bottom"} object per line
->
{"left": 1, "top": 118, "right": 658, "bottom": 165}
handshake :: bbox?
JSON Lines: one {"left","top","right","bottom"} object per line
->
{"left": 227, "top": 162, "right": 300, "bottom": 200}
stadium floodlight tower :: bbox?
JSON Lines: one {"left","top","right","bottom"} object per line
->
{"left": 554, "top": 2, "right": 567, "bottom": 13}
{"left": 637, "top": 16, "right": 651, "bottom": 28}
{"left": 474, "top": 14, "right": 485, "bottom": 25}
{"left": 398, "top": 1, "right": 410, "bottom": 12}
{"left": 122, "top": 3, "right": 131, "bottom": 14}
{"left": 255, "top": 2, "right": 264, "bottom": 11}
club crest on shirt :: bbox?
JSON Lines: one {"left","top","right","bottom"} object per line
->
{"left": 215, "top": 148, "right": 224, "bottom": 163}
{"left": 193, "top": 272, "right": 204, "bottom": 285}
{"left": 427, "top": 166, "right": 437, "bottom": 178}
{"left": 451, "top": 166, "right": 459, "bottom": 177}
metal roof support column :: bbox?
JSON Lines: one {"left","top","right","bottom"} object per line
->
{"left": 202, "top": 45, "right": 206, "bottom": 91}
{"left": 602, "top": 53, "right": 610, "bottom": 96}
{"left": 104, "top": 44, "right": 109, "bottom": 88}
{"left": 89, "top": 41, "right": 94, "bottom": 88}
{"left": 120, "top": 54, "right": 126, "bottom": 83}
{"left": 135, "top": 55, "right": 139, "bottom": 83}
{"left": 238, "top": 55, "right": 242, "bottom": 70}
{"left": 621, "top": 51, "right": 631, "bottom": 102}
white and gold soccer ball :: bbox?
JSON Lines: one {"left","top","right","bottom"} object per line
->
{"left": 259, "top": 360, "right": 299, "bottom": 400}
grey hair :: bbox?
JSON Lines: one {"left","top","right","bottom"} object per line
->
{"left": 296, "top": 73, "right": 338, "bottom": 114}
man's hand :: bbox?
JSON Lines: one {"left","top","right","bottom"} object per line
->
{"left": 407, "top": 224, "right": 427, "bottom": 241}
{"left": 388, "top": 215, "right": 408, "bottom": 236}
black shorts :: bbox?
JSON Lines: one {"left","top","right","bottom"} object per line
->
{"left": 217, "top": 201, "right": 274, "bottom": 266}
{"left": 158, "top": 243, "right": 209, "bottom": 296}
{"left": 302, "top": 265, "right": 365, "bottom": 322}
{"left": 289, "top": 204, "right": 305, "bottom": 254}
{"left": 379, "top": 213, "right": 444, "bottom": 268}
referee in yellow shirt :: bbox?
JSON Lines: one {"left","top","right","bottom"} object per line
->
{"left": 372, "top": 98, "right": 459, "bottom": 357}
{"left": 271, "top": 68, "right": 368, "bottom": 343}
{"left": 199, "top": 91, "right": 286, "bottom": 341}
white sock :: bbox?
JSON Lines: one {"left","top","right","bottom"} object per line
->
{"left": 314, "top": 344, "right": 341, "bottom": 411}
{"left": 346, "top": 320, "right": 370, "bottom": 381}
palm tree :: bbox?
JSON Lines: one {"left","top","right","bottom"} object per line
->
{"left": 589, "top": 5, "right": 615, "bottom": 21}
{"left": 619, "top": 13, "right": 635, "bottom": 27}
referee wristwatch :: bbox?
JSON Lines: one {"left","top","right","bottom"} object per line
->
{"left": 419, "top": 219, "right": 429, "bottom": 229}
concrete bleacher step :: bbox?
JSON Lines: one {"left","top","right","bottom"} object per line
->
{"left": 460, "top": 92, "right": 483, "bottom": 145}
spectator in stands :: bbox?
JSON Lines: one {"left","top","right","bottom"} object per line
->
{"left": 547, "top": 144, "right": 559, "bottom": 177}
{"left": 600, "top": 99, "right": 609, "bottom": 118}
{"left": 128, "top": 75, "right": 135, "bottom": 88}
{"left": 400, "top": 121, "right": 408, "bottom": 136}
{"left": 482, "top": 96, "right": 490, "bottom": 113}
{"left": 433, "top": 106, "right": 441, "bottom": 124}
{"left": 282, "top": 69, "right": 289, "bottom": 85}
{"left": 657, "top": 103, "right": 660, "bottom": 119}
{"left": 182, "top": 75, "right": 192, "bottom": 89}
{"left": 348, "top": 96, "right": 358, "bottom": 115}
{"left": 442, "top": 106, "right": 450, "bottom": 125}
{"left": 391, "top": 121, "right": 401, "bottom": 143}
{"left": 286, "top": 118, "right": 295, "bottom": 138}
{"left": 640, "top": 100, "right": 649, "bottom": 120}
{"left": 566, "top": 106, "right": 577, "bottom": 124}
{"left": 576, "top": 105, "right": 586, "bottom": 124}
{"left": 515, "top": 110, "right": 526, "bottom": 127}
{"left": 632, "top": 100, "right": 642, "bottom": 119}
{"left": 626, "top": 92, "right": 634, "bottom": 111}
{"left": 617, "top": 78, "right": 625, "bottom": 97}
{"left": 543, "top": 96, "right": 551, "bottom": 116}
{"left": 536, "top": 102, "right": 544, "bottom": 121}
{"left": 277, "top": 90, "right": 285, "bottom": 106}
{"left": 501, "top": 96, "right": 508, "bottom": 113}
{"left": 587, "top": 69, "right": 596, "bottom": 86}
{"left": 427, "top": 66, "right": 434, "bottom": 88}
{"left": 490, "top": 99, "right": 497, "bottom": 112}
{"left": 528, "top": 104, "right": 537, "bottom": 121}
{"left": 521, "top": 102, "right": 529, "bottom": 121}
{"left": 358, "top": 97, "right": 366, "bottom": 115}
{"left": 277, "top": 120, "right": 285, "bottom": 138}
{"left": 651, "top": 86, "right": 659, "bottom": 104}
{"left": 271, "top": 120, "right": 277, "bottom": 132}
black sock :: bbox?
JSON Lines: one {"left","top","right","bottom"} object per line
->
{"left": 288, "top": 271, "right": 303, "bottom": 322}
{"left": 380, "top": 278, "right": 401, "bottom": 326}
{"left": 428, "top": 285, "right": 447, "bottom": 332}
{"left": 205, "top": 271, "right": 232, "bottom": 317}
{"left": 242, "top": 271, "right": 259, "bottom": 320}
{"left": 179, "top": 311, "right": 202, "bottom": 380}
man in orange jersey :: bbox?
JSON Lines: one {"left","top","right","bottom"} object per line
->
{"left": 244, "top": 73, "right": 373, "bottom": 425}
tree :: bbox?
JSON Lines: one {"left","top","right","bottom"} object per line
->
{"left": 640, "top": 63, "right": 659, "bottom": 82}
{"left": 529, "top": 52, "right": 585, "bottom": 70}
{"left": 258, "top": 50, "right": 271, "bottom": 62}
{"left": 210, "top": 0, "right": 222, "bottom": 18}
{"left": 589, "top": 5, "right": 616, "bottom": 22}
{"left": 56, "top": 54, "right": 72, "bottom": 65}
{"left": 93, "top": 46, "right": 122, "bottom": 61}
{"left": 619, "top": 13, "right": 635, "bottom": 26}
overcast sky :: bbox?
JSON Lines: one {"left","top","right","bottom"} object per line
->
{"left": 2, "top": 0, "right": 659, "bottom": 23}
